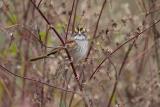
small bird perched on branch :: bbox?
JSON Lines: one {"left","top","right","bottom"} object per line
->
{"left": 30, "top": 27, "right": 89, "bottom": 63}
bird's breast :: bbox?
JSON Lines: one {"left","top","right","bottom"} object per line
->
{"left": 77, "top": 40, "right": 89, "bottom": 57}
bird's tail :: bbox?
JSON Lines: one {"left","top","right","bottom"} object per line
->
{"left": 30, "top": 46, "right": 64, "bottom": 62}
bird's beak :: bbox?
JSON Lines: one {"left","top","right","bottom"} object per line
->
{"left": 78, "top": 31, "right": 82, "bottom": 35}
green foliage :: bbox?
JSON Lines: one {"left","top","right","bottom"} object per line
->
{"left": 15, "top": 78, "right": 23, "bottom": 88}
{"left": 39, "top": 31, "right": 46, "bottom": 41}
{"left": 8, "top": 42, "right": 17, "bottom": 56}
{"left": 0, "top": 33, "right": 5, "bottom": 46}
{"left": 59, "top": 101, "right": 65, "bottom": 107}
{"left": 39, "top": 31, "right": 53, "bottom": 45}
{"left": 75, "top": 16, "right": 81, "bottom": 24}
{"left": 0, "top": 80, "right": 4, "bottom": 105}
{"left": 111, "top": 93, "right": 116, "bottom": 106}
{"left": 7, "top": 12, "right": 17, "bottom": 24}
{"left": 55, "top": 23, "right": 65, "bottom": 33}
{"left": 1, "top": 42, "right": 17, "bottom": 57}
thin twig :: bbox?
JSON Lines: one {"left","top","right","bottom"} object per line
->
{"left": 65, "top": 0, "right": 76, "bottom": 41}
{"left": 107, "top": 38, "right": 137, "bottom": 107}
{"left": 150, "top": 0, "right": 160, "bottom": 73}
{"left": 30, "top": 0, "right": 82, "bottom": 90}
{"left": 86, "top": 0, "right": 107, "bottom": 59}
{"left": 37, "top": 0, "right": 43, "bottom": 7}
{"left": 72, "top": 0, "right": 79, "bottom": 33}
{"left": 89, "top": 18, "right": 160, "bottom": 80}
{"left": 0, "top": 64, "right": 80, "bottom": 94}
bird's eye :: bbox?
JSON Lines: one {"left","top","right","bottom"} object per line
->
{"left": 74, "top": 26, "right": 87, "bottom": 34}
{"left": 79, "top": 27, "right": 83, "bottom": 32}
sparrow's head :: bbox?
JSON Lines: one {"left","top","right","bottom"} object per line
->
{"left": 75, "top": 27, "right": 86, "bottom": 34}
{"left": 74, "top": 27, "right": 87, "bottom": 41}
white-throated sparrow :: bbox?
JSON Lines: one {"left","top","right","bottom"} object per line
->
{"left": 30, "top": 27, "right": 89, "bottom": 63}
{"left": 68, "top": 27, "right": 89, "bottom": 63}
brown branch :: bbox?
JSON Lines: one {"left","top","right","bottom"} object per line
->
{"left": 90, "top": 18, "right": 160, "bottom": 80}
{"left": 86, "top": 0, "right": 107, "bottom": 59}
{"left": 29, "top": 0, "right": 82, "bottom": 90}
{"left": 126, "top": 41, "right": 155, "bottom": 65}
{"left": 150, "top": 0, "right": 160, "bottom": 73}
{"left": 30, "top": 0, "right": 64, "bottom": 43}
{"left": 72, "top": 0, "right": 79, "bottom": 33}
{"left": 37, "top": 0, "right": 43, "bottom": 7}
{"left": 65, "top": 0, "right": 76, "bottom": 40}
{"left": 107, "top": 38, "right": 137, "bottom": 107}
{"left": 0, "top": 64, "right": 80, "bottom": 94}
{"left": 108, "top": 57, "right": 117, "bottom": 80}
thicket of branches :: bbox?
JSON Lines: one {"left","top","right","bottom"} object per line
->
{"left": 0, "top": 0, "right": 160, "bottom": 107}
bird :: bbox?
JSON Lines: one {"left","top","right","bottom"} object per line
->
{"left": 30, "top": 27, "right": 89, "bottom": 63}
{"left": 68, "top": 27, "right": 89, "bottom": 63}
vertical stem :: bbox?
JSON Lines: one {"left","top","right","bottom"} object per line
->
{"left": 86, "top": 0, "right": 107, "bottom": 59}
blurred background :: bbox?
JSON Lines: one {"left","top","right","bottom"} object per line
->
{"left": 0, "top": 0, "right": 160, "bottom": 107}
